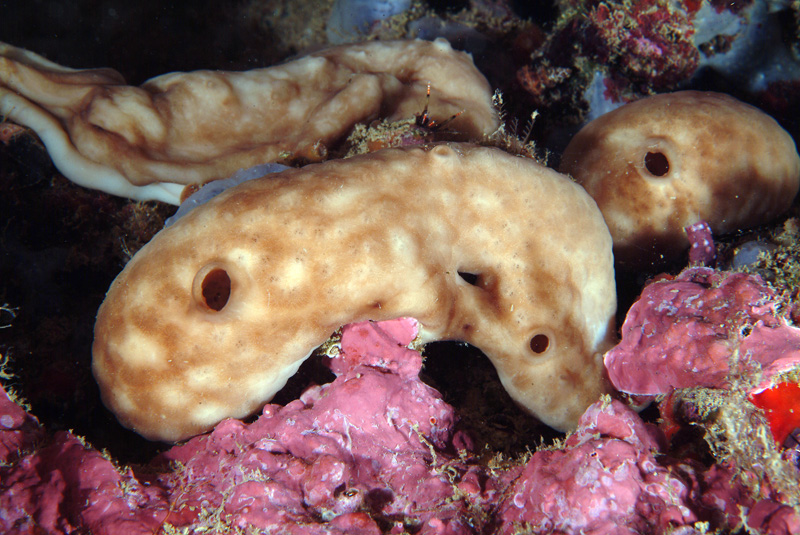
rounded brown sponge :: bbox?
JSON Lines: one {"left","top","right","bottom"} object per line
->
{"left": 560, "top": 91, "right": 800, "bottom": 268}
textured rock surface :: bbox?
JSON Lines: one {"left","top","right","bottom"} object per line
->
{"left": 605, "top": 267, "right": 800, "bottom": 396}
{"left": 1, "top": 319, "right": 491, "bottom": 534}
{"left": 495, "top": 399, "right": 697, "bottom": 535}
{"left": 3, "top": 320, "right": 798, "bottom": 533}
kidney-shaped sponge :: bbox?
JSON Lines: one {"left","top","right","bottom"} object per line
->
{"left": 560, "top": 91, "right": 800, "bottom": 268}
{"left": 92, "top": 144, "right": 617, "bottom": 442}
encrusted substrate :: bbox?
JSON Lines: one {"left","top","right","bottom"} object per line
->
{"left": 605, "top": 267, "right": 800, "bottom": 396}
{"left": 606, "top": 266, "right": 800, "bottom": 533}
{"left": 3, "top": 316, "right": 800, "bottom": 534}
{"left": 1, "top": 319, "right": 488, "bottom": 534}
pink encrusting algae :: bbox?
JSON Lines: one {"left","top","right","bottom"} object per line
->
{"left": 3, "top": 316, "right": 800, "bottom": 534}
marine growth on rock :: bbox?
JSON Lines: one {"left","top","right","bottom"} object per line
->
{"left": 3, "top": 4, "right": 800, "bottom": 532}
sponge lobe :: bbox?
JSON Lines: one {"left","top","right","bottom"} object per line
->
{"left": 93, "top": 144, "right": 617, "bottom": 441}
{"left": 560, "top": 91, "right": 800, "bottom": 268}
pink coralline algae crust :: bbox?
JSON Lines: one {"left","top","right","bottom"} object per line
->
{"left": 699, "top": 464, "right": 800, "bottom": 535}
{"left": 604, "top": 267, "right": 800, "bottom": 396}
{"left": 495, "top": 399, "right": 698, "bottom": 535}
{"left": 5, "top": 316, "right": 800, "bottom": 534}
{"left": 0, "top": 430, "right": 165, "bottom": 534}
{"left": 0, "top": 318, "right": 491, "bottom": 535}
{"left": 0, "top": 386, "right": 43, "bottom": 464}
{"left": 151, "top": 317, "right": 482, "bottom": 535}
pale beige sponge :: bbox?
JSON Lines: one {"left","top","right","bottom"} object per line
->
{"left": 559, "top": 91, "right": 800, "bottom": 268}
{"left": 0, "top": 39, "right": 497, "bottom": 204}
{"left": 92, "top": 143, "right": 617, "bottom": 442}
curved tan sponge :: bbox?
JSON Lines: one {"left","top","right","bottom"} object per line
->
{"left": 560, "top": 91, "right": 800, "bottom": 268}
{"left": 1, "top": 39, "right": 497, "bottom": 203}
{"left": 92, "top": 144, "right": 617, "bottom": 442}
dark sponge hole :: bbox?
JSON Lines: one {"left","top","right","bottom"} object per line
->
{"left": 201, "top": 268, "right": 231, "bottom": 311}
{"left": 644, "top": 151, "right": 670, "bottom": 176}
{"left": 529, "top": 333, "right": 550, "bottom": 354}
{"left": 458, "top": 271, "right": 479, "bottom": 285}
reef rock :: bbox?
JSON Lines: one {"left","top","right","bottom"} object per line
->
{"left": 4, "top": 317, "right": 800, "bottom": 534}
{"left": 495, "top": 398, "right": 697, "bottom": 535}
{"left": 605, "top": 267, "right": 800, "bottom": 397}
{"left": 0, "top": 319, "right": 491, "bottom": 534}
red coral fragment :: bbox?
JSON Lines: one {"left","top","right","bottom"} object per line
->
{"left": 749, "top": 382, "right": 800, "bottom": 447}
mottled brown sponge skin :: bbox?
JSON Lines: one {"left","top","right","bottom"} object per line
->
{"left": 1, "top": 39, "right": 497, "bottom": 203}
{"left": 93, "top": 144, "right": 617, "bottom": 442}
{"left": 560, "top": 91, "right": 800, "bottom": 268}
